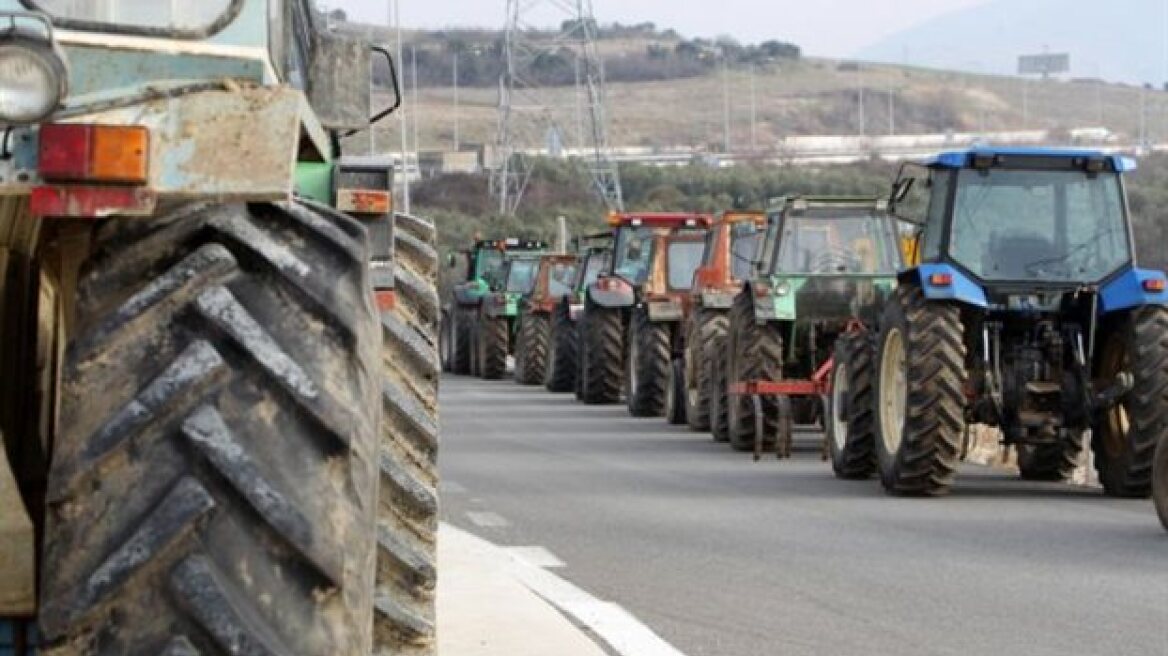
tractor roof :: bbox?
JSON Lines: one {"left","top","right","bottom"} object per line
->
{"left": 922, "top": 147, "right": 1137, "bottom": 172}
{"left": 718, "top": 211, "right": 767, "bottom": 225}
{"left": 769, "top": 196, "right": 889, "bottom": 214}
{"left": 606, "top": 212, "right": 714, "bottom": 229}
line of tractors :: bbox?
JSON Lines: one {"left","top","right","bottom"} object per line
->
{"left": 443, "top": 147, "right": 1168, "bottom": 533}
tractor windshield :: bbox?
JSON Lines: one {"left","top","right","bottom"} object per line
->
{"left": 667, "top": 241, "right": 706, "bottom": 290}
{"left": 581, "top": 251, "right": 610, "bottom": 289}
{"left": 29, "top": 0, "right": 237, "bottom": 33}
{"left": 774, "top": 213, "right": 900, "bottom": 275}
{"left": 948, "top": 169, "right": 1131, "bottom": 283}
{"left": 613, "top": 227, "right": 657, "bottom": 284}
{"left": 505, "top": 260, "right": 539, "bottom": 294}
{"left": 475, "top": 250, "right": 505, "bottom": 284}
{"left": 731, "top": 223, "right": 764, "bottom": 280}
{"left": 548, "top": 262, "right": 578, "bottom": 298}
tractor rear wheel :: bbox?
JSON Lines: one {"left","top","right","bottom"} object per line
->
{"left": 1094, "top": 306, "right": 1168, "bottom": 497}
{"left": 626, "top": 309, "right": 671, "bottom": 417}
{"left": 1153, "top": 434, "right": 1168, "bottom": 531}
{"left": 478, "top": 314, "right": 509, "bottom": 380}
{"left": 727, "top": 292, "right": 782, "bottom": 452}
{"left": 827, "top": 331, "right": 878, "bottom": 480}
{"left": 515, "top": 313, "right": 550, "bottom": 386}
{"left": 40, "top": 201, "right": 380, "bottom": 655}
{"left": 709, "top": 330, "right": 731, "bottom": 443}
{"left": 685, "top": 310, "right": 727, "bottom": 432}
{"left": 546, "top": 304, "right": 578, "bottom": 393}
{"left": 874, "top": 285, "right": 967, "bottom": 496}
{"left": 378, "top": 210, "right": 441, "bottom": 655}
{"left": 579, "top": 305, "right": 623, "bottom": 404}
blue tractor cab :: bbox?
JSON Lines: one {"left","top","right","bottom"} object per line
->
{"left": 864, "top": 147, "right": 1168, "bottom": 496}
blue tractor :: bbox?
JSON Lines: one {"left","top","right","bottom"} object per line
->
{"left": 856, "top": 148, "right": 1168, "bottom": 496}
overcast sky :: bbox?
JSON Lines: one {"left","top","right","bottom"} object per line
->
{"left": 335, "top": 0, "right": 990, "bottom": 57}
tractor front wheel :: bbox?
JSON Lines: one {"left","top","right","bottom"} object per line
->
{"left": 579, "top": 305, "right": 624, "bottom": 404}
{"left": 515, "top": 313, "right": 550, "bottom": 386}
{"left": 827, "top": 331, "right": 878, "bottom": 479}
{"left": 665, "top": 357, "right": 687, "bottom": 425}
{"left": 686, "top": 310, "right": 727, "bottom": 432}
{"left": 478, "top": 314, "right": 509, "bottom": 380}
{"left": 546, "top": 304, "right": 578, "bottom": 393}
{"left": 1093, "top": 306, "right": 1168, "bottom": 497}
{"left": 873, "top": 285, "right": 967, "bottom": 496}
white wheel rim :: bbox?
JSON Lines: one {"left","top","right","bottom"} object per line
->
{"left": 879, "top": 328, "right": 907, "bottom": 454}
{"left": 831, "top": 359, "right": 849, "bottom": 451}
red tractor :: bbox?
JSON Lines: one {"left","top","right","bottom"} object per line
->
{"left": 681, "top": 212, "right": 767, "bottom": 435}
{"left": 513, "top": 254, "right": 581, "bottom": 385}
{"left": 577, "top": 213, "right": 713, "bottom": 416}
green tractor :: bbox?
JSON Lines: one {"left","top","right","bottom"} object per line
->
{"left": 441, "top": 238, "right": 546, "bottom": 379}
{"left": 0, "top": 2, "right": 438, "bottom": 655}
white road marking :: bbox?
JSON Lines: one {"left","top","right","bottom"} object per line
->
{"left": 466, "top": 511, "right": 510, "bottom": 528}
{"left": 503, "top": 546, "right": 566, "bottom": 569}
{"left": 445, "top": 523, "right": 688, "bottom": 656}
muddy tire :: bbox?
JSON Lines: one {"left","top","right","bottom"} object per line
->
{"left": 626, "top": 309, "right": 671, "bottom": 418}
{"left": 665, "top": 358, "right": 687, "bottom": 425}
{"left": 515, "top": 313, "right": 550, "bottom": 386}
{"left": 40, "top": 202, "right": 380, "bottom": 655}
{"left": 827, "top": 331, "right": 878, "bottom": 480}
{"left": 709, "top": 330, "right": 731, "bottom": 443}
{"left": 686, "top": 310, "right": 727, "bottom": 432}
{"left": 1153, "top": 434, "right": 1168, "bottom": 531}
{"left": 874, "top": 285, "right": 967, "bottom": 496}
{"left": 727, "top": 292, "right": 783, "bottom": 452}
{"left": 579, "top": 304, "right": 624, "bottom": 404}
{"left": 1093, "top": 306, "right": 1168, "bottom": 498}
{"left": 378, "top": 211, "right": 440, "bottom": 655}
{"left": 546, "top": 304, "right": 578, "bottom": 393}
{"left": 478, "top": 314, "right": 508, "bottom": 380}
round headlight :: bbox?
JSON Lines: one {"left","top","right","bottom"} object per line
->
{"left": 0, "top": 42, "right": 67, "bottom": 125}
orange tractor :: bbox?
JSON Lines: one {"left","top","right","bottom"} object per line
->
{"left": 513, "top": 254, "right": 582, "bottom": 385}
{"left": 577, "top": 213, "right": 712, "bottom": 416}
{"left": 679, "top": 212, "right": 768, "bottom": 434}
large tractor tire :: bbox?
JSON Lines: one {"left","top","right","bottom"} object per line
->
{"left": 449, "top": 306, "right": 474, "bottom": 375}
{"left": 579, "top": 305, "right": 623, "bottom": 404}
{"left": 40, "top": 202, "right": 381, "bottom": 655}
{"left": 827, "top": 331, "right": 878, "bottom": 480}
{"left": 514, "top": 313, "right": 550, "bottom": 386}
{"left": 378, "top": 211, "right": 440, "bottom": 655}
{"left": 1093, "top": 306, "right": 1168, "bottom": 498}
{"left": 685, "top": 310, "right": 727, "bottom": 432}
{"left": 477, "top": 314, "right": 509, "bottom": 380}
{"left": 727, "top": 293, "right": 783, "bottom": 452}
{"left": 1153, "top": 434, "right": 1168, "bottom": 531}
{"left": 873, "top": 285, "right": 967, "bottom": 496}
{"left": 708, "top": 331, "right": 731, "bottom": 443}
{"left": 545, "top": 304, "right": 578, "bottom": 393}
{"left": 626, "top": 309, "right": 671, "bottom": 418}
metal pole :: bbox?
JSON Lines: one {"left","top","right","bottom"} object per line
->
{"left": 396, "top": 0, "right": 410, "bottom": 214}
{"left": 453, "top": 52, "right": 460, "bottom": 151}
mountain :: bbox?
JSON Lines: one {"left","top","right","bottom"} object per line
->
{"left": 856, "top": 0, "right": 1167, "bottom": 85}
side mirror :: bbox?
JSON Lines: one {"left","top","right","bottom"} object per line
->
{"left": 308, "top": 31, "right": 371, "bottom": 131}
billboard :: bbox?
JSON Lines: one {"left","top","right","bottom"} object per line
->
{"left": 1018, "top": 53, "right": 1071, "bottom": 76}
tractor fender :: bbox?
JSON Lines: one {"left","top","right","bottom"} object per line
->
{"left": 1099, "top": 267, "right": 1168, "bottom": 313}
{"left": 901, "top": 264, "right": 988, "bottom": 309}
{"left": 739, "top": 280, "right": 782, "bottom": 323}
{"left": 586, "top": 276, "right": 636, "bottom": 309}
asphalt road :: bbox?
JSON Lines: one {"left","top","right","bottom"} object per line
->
{"left": 439, "top": 374, "right": 1168, "bottom": 656}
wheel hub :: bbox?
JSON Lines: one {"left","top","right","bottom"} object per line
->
{"left": 879, "top": 328, "right": 907, "bottom": 454}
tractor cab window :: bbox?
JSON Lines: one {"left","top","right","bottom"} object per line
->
{"left": 505, "top": 260, "right": 539, "bottom": 294}
{"left": 613, "top": 227, "right": 656, "bottom": 284}
{"left": 667, "top": 241, "right": 706, "bottom": 290}
{"left": 948, "top": 169, "right": 1131, "bottom": 283}
{"left": 774, "top": 213, "right": 900, "bottom": 275}
{"left": 29, "top": 0, "right": 238, "bottom": 34}
{"left": 730, "top": 223, "right": 764, "bottom": 280}
{"left": 475, "top": 250, "right": 505, "bottom": 283}
{"left": 581, "top": 251, "right": 610, "bottom": 288}
{"left": 548, "top": 263, "right": 577, "bottom": 298}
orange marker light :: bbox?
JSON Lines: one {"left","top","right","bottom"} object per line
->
{"left": 929, "top": 272, "right": 954, "bottom": 287}
{"left": 90, "top": 125, "right": 149, "bottom": 184}
{"left": 1143, "top": 278, "right": 1166, "bottom": 293}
